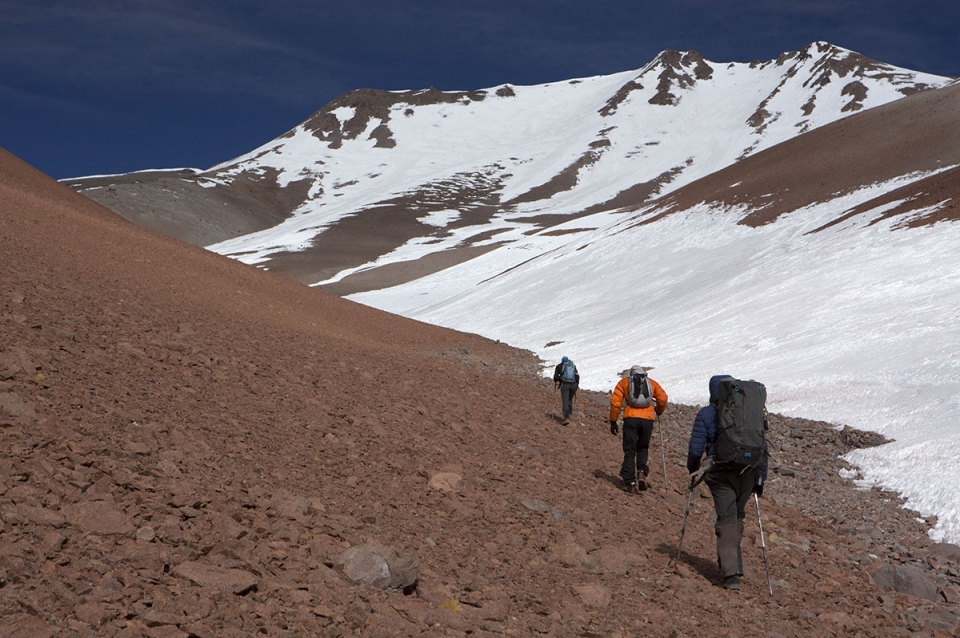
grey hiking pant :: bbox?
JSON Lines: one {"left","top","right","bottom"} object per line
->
{"left": 705, "top": 466, "right": 760, "bottom": 578}
{"left": 559, "top": 381, "right": 577, "bottom": 420}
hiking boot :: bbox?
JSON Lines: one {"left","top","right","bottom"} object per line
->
{"left": 637, "top": 475, "right": 648, "bottom": 491}
{"left": 625, "top": 482, "right": 639, "bottom": 494}
{"left": 721, "top": 575, "right": 741, "bottom": 590}
{"left": 561, "top": 418, "right": 570, "bottom": 426}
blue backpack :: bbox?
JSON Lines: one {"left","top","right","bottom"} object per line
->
{"left": 560, "top": 360, "right": 577, "bottom": 383}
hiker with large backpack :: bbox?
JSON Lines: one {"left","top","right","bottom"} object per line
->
{"left": 553, "top": 356, "right": 580, "bottom": 425}
{"left": 609, "top": 365, "right": 668, "bottom": 492}
{"left": 686, "top": 374, "right": 769, "bottom": 591}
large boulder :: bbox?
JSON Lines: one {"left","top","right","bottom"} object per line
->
{"left": 172, "top": 561, "right": 259, "bottom": 595}
{"left": 928, "top": 542, "right": 960, "bottom": 562}
{"left": 338, "top": 542, "right": 420, "bottom": 591}
{"left": 63, "top": 502, "right": 136, "bottom": 536}
{"left": 871, "top": 564, "right": 939, "bottom": 602}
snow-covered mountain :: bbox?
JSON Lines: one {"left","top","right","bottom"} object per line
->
{"left": 67, "top": 42, "right": 960, "bottom": 542}
{"left": 69, "top": 42, "right": 950, "bottom": 294}
{"left": 351, "top": 78, "right": 960, "bottom": 543}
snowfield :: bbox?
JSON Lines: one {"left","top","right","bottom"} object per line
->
{"left": 351, "top": 169, "right": 960, "bottom": 544}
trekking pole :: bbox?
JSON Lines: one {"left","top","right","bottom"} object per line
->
{"left": 657, "top": 415, "right": 668, "bottom": 490}
{"left": 675, "top": 460, "right": 711, "bottom": 567}
{"left": 754, "top": 492, "right": 774, "bottom": 597}
{"left": 674, "top": 478, "right": 695, "bottom": 566}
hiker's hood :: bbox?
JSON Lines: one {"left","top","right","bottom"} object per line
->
{"left": 708, "top": 375, "right": 733, "bottom": 405}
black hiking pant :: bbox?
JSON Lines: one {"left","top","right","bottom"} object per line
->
{"left": 559, "top": 381, "right": 577, "bottom": 420}
{"left": 619, "top": 417, "right": 653, "bottom": 484}
{"left": 705, "top": 466, "right": 761, "bottom": 578}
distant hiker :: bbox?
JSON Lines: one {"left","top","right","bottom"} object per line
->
{"left": 553, "top": 356, "right": 579, "bottom": 425}
{"left": 609, "top": 365, "right": 668, "bottom": 492}
{"left": 686, "top": 375, "right": 769, "bottom": 591}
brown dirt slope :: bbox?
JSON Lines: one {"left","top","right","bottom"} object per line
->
{"left": 2, "top": 147, "right": 959, "bottom": 636}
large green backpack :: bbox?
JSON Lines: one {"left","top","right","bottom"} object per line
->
{"left": 715, "top": 378, "right": 768, "bottom": 470}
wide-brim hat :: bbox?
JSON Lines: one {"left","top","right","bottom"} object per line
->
{"left": 620, "top": 365, "right": 654, "bottom": 377}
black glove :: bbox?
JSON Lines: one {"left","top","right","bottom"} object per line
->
{"left": 609, "top": 420, "right": 618, "bottom": 435}
{"left": 753, "top": 482, "right": 764, "bottom": 498}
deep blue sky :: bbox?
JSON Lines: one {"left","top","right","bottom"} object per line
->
{"left": 2, "top": 1, "right": 957, "bottom": 180}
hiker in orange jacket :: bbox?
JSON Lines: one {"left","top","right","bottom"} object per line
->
{"left": 609, "top": 365, "right": 668, "bottom": 492}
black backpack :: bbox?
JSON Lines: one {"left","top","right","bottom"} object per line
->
{"left": 715, "top": 378, "right": 768, "bottom": 470}
{"left": 626, "top": 371, "right": 652, "bottom": 408}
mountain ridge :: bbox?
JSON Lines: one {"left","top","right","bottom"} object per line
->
{"left": 638, "top": 79, "right": 960, "bottom": 229}
{"left": 66, "top": 41, "right": 954, "bottom": 295}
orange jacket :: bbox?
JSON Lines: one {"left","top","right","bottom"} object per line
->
{"left": 610, "top": 376, "right": 668, "bottom": 422}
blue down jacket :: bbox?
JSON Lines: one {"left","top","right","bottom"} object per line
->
{"left": 686, "top": 374, "right": 768, "bottom": 481}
